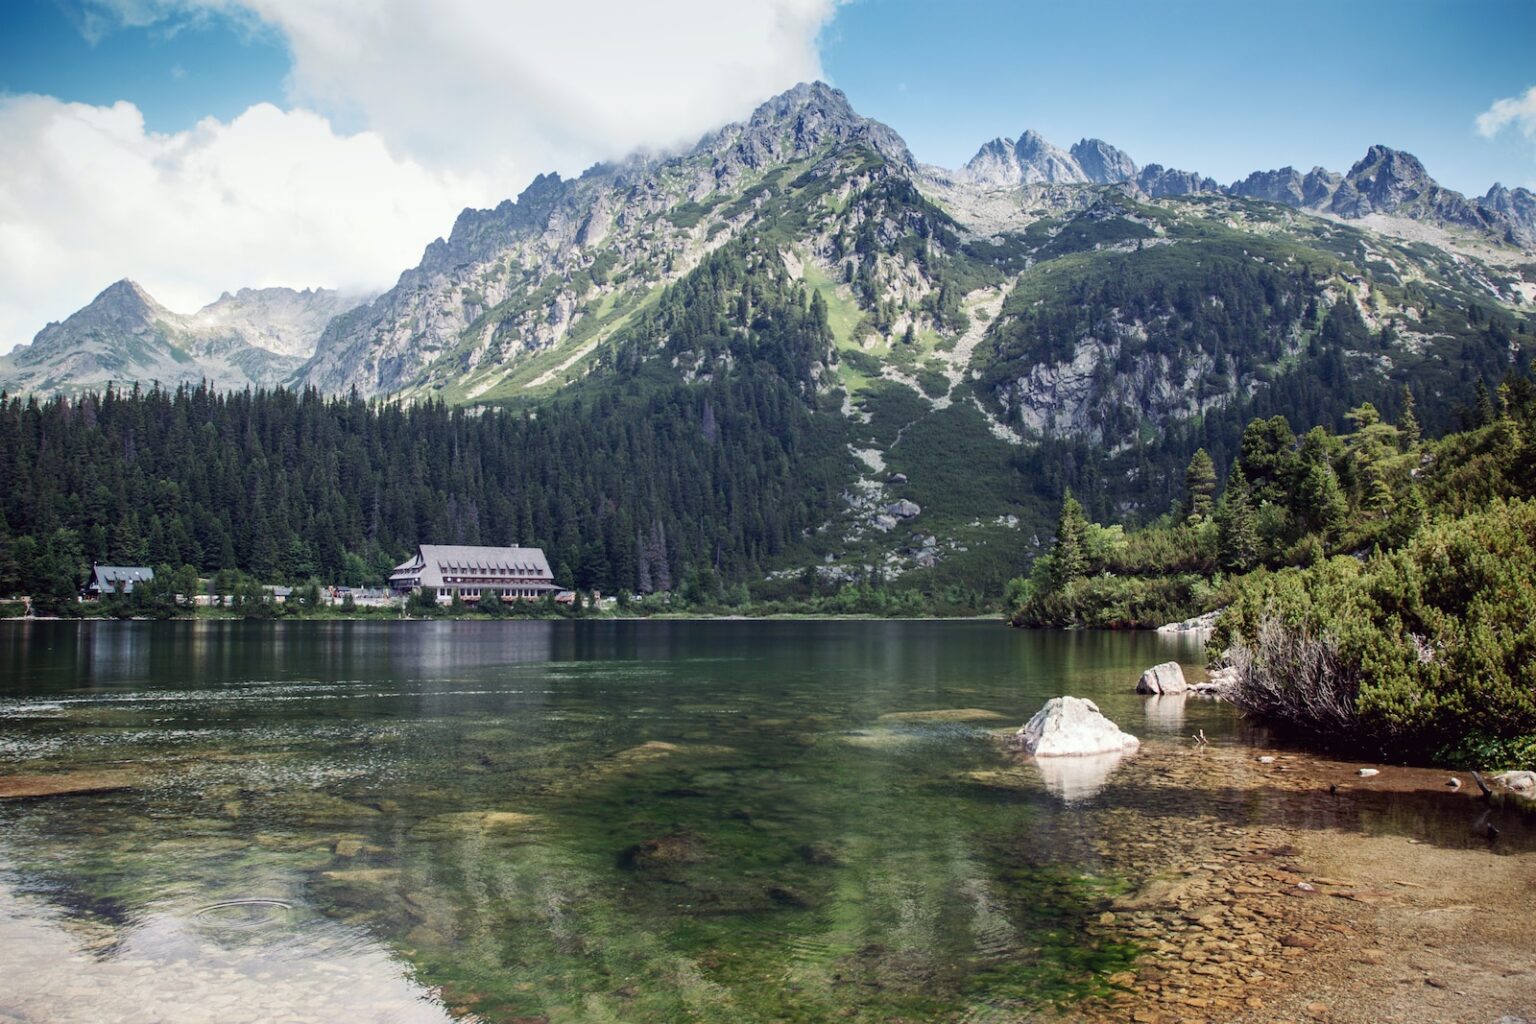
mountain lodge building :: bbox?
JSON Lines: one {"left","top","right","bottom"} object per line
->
{"left": 389, "top": 545, "right": 560, "bottom": 604}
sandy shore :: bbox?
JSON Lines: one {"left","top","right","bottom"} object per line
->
{"left": 1020, "top": 743, "right": 1536, "bottom": 1024}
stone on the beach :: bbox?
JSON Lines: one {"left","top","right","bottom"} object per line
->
{"left": 1015, "top": 696, "right": 1139, "bottom": 757}
{"left": 1136, "top": 661, "right": 1188, "bottom": 695}
{"left": 1492, "top": 770, "right": 1535, "bottom": 795}
{"left": 1154, "top": 610, "right": 1221, "bottom": 634}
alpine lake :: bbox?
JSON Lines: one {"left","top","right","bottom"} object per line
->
{"left": 1, "top": 620, "right": 1532, "bottom": 1024}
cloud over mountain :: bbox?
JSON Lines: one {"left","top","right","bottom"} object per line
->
{"left": 0, "top": 0, "right": 842, "bottom": 352}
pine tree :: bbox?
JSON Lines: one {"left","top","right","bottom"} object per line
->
{"left": 1184, "top": 448, "right": 1217, "bottom": 521}
{"left": 1216, "top": 467, "right": 1259, "bottom": 572}
{"left": 1475, "top": 379, "right": 1495, "bottom": 426}
{"left": 1048, "top": 490, "right": 1088, "bottom": 589}
{"left": 1398, "top": 385, "right": 1420, "bottom": 449}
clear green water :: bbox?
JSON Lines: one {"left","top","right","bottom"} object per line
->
{"left": 0, "top": 619, "right": 1491, "bottom": 1023}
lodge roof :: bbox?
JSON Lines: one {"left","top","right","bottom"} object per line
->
{"left": 88, "top": 565, "right": 154, "bottom": 593}
{"left": 389, "top": 545, "right": 554, "bottom": 586}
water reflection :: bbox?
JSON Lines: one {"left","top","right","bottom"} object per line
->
{"left": 1032, "top": 750, "right": 1130, "bottom": 802}
{"left": 0, "top": 880, "right": 454, "bottom": 1024}
{"left": 1141, "top": 693, "right": 1187, "bottom": 733}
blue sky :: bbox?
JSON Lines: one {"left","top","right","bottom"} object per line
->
{"left": 1, "top": 0, "right": 1534, "bottom": 353}
{"left": 5, "top": 0, "right": 1533, "bottom": 193}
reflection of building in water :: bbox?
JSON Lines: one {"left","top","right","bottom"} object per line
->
{"left": 1141, "top": 693, "right": 1187, "bottom": 733}
{"left": 83, "top": 621, "right": 154, "bottom": 684}
{"left": 389, "top": 545, "right": 561, "bottom": 605}
{"left": 1032, "top": 750, "right": 1129, "bottom": 803}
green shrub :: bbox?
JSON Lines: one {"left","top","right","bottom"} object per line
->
{"left": 1215, "top": 498, "right": 1536, "bottom": 768}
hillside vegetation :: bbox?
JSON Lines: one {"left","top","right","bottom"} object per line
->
{"left": 1010, "top": 374, "right": 1536, "bottom": 767}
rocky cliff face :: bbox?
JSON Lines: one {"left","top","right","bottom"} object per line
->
{"left": 0, "top": 281, "right": 358, "bottom": 395}
{"left": 1136, "top": 164, "right": 1219, "bottom": 198}
{"left": 297, "top": 82, "right": 914, "bottom": 398}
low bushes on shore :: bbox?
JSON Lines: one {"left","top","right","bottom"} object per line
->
{"left": 1213, "top": 498, "right": 1536, "bottom": 769}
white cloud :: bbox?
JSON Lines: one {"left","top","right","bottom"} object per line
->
{"left": 0, "top": 95, "right": 500, "bottom": 352}
{"left": 247, "top": 0, "right": 840, "bottom": 175}
{"left": 2, "top": 1, "right": 842, "bottom": 352}
{"left": 1476, "top": 85, "right": 1536, "bottom": 140}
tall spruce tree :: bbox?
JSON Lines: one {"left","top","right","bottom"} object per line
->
{"left": 1215, "top": 467, "right": 1259, "bottom": 572}
{"left": 1184, "top": 448, "right": 1217, "bottom": 521}
{"left": 1048, "top": 490, "right": 1089, "bottom": 589}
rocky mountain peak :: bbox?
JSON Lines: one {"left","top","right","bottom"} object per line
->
{"left": 1010, "top": 130, "right": 1083, "bottom": 183}
{"left": 716, "top": 80, "right": 914, "bottom": 170}
{"left": 1070, "top": 138, "right": 1138, "bottom": 184}
{"left": 92, "top": 279, "right": 165, "bottom": 320}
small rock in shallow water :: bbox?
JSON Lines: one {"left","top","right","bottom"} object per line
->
{"left": 1135, "top": 661, "right": 1187, "bottom": 695}
{"left": 1447, "top": 777, "right": 1461, "bottom": 789}
{"left": 1358, "top": 768, "right": 1380, "bottom": 778}
{"left": 1257, "top": 756, "right": 1276, "bottom": 764}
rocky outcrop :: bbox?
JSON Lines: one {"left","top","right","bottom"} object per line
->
{"left": 1136, "top": 164, "right": 1218, "bottom": 198}
{"left": 1480, "top": 183, "right": 1536, "bottom": 248}
{"left": 1014, "top": 696, "right": 1140, "bottom": 757}
{"left": 1156, "top": 610, "right": 1221, "bottom": 634}
{"left": 1136, "top": 662, "right": 1188, "bottom": 695}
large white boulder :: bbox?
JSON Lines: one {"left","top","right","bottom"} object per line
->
{"left": 1015, "top": 696, "right": 1140, "bottom": 757}
{"left": 1136, "top": 661, "right": 1187, "bottom": 695}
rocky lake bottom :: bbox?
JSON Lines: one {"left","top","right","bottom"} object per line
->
{"left": 0, "top": 619, "right": 1531, "bottom": 1024}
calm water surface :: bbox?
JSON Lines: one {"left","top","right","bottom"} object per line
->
{"left": 0, "top": 620, "right": 1515, "bottom": 1023}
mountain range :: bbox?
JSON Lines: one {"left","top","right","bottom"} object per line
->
{"left": 3, "top": 82, "right": 1534, "bottom": 591}
{"left": 0, "top": 282, "right": 363, "bottom": 394}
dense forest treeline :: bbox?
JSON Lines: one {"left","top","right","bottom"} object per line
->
{"left": 0, "top": 242, "right": 859, "bottom": 610}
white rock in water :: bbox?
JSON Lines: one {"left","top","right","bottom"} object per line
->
{"left": 1016, "top": 696, "right": 1140, "bottom": 757}
{"left": 1492, "top": 770, "right": 1536, "bottom": 795}
{"left": 1358, "top": 768, "right": 1380, "bottom": 778}
{"left": 1136, "top": 661, "right": 1187, "bottom": 695}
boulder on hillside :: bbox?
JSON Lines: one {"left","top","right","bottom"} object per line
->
{"left": 1014, "top": 696, "right": 1140, "bottom": 757}
{"left": 1136, "top": 661, "right": 1187, "bottom": 695}
{"left": 887, "top": 499, "right": 921, "bottom": 518}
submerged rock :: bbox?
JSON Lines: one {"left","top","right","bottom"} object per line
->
{"left": 1014, "top": 696, "right": 1140, "bottom": 757}
{"left": 618, "top": 834, "right": 706, "bottom": 870}
{"left": 1136, "top": 662, "right": 1188, "bottom": 695}
{"left": 877, "top": 708, "right": 1007, "bottom": 723}
{"left": 0, "top": 770, "right": 142, "bottom": 799}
